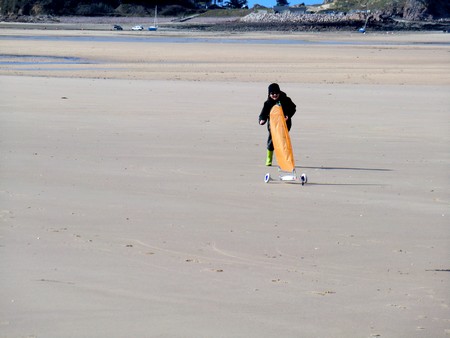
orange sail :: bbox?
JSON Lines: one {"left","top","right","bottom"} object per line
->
{"left": 269, "top": 105, "right": 295, "bottom": 172}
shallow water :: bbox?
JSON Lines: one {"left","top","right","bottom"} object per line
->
{"left": 2, "top": 34, "right": 312, "bottom": 45}
{"left": 0, "top": 54, "right": 93, "bottom": 65}
{"left": 1, "top": 33, "right": 448, "bottom": 73}
{"left": 1, "top": 34, "right": 448, "bottom": 46}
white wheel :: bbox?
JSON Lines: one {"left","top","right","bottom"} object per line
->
{"left": 264, "top": 173, "right": 271, "bottom": 183}
{"left": 301, "top": 173, "right": 307, "bottom": 185}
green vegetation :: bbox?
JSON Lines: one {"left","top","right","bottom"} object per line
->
{"left": 0, "top": 0, "right": 249, "bottom": 16}
{"left": 326, "top": 0, "right": 406, "bottom": 12}
{"left": 199, "top": 8, "right": 251, "bottom": 17}
{"left": 1, "top": 0, "right": 448, "bottom": 19}
{"left": 325, "top": 0, "right": 450, "bottom": 19}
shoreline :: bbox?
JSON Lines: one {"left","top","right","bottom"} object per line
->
{"left": 1, "top": 27, "right": 449, "bottom": 85}
{"left": 1, "top": 14, "right": 450, "bottom": 32}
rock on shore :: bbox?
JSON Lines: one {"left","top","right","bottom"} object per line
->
{"left": 234, "top": 11, "right": 450, "bottom": 32}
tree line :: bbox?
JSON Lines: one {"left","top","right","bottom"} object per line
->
{"left": 0, "top": 0, "right": 253, "bottom": 16}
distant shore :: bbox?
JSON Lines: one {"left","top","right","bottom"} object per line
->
{"left": 1, "top": 14, "right": 450, "bottom": 32}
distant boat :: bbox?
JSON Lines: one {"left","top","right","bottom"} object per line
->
{"left": 358, "top": 12, "right": 370, "bottom": 33}
{"left": 148, "top": 6, "right": 158, "bottom": 31}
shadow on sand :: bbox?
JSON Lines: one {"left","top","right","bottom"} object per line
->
{"left": 296, "top": 166, "right": 392, "bottom": 172}
{"left": 304, "top": 182, "right": 387, "bottom": 187}
{"left": 266, "top": 180, "right": 386, "bottom": 187}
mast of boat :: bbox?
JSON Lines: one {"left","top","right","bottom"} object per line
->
{"left": 148, "top": 5, "right": 158, "bottom": 30}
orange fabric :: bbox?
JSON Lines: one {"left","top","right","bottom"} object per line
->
{"left": 269, "top": 105, "right": 295, "bottom": 172}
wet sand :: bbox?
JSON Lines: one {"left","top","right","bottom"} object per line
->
{"left": 0, "top": 28, "right": 449, "bottom": 337}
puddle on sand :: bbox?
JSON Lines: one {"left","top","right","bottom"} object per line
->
{"left": 0, "top": 54, "right": 92, "bottom": 65}
{"left": 1, "top": 34, "right": 449, "bottom": 46}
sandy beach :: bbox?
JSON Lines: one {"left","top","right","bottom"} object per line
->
{"left": 0, "top": 27, "right": 449, "bottom": 337}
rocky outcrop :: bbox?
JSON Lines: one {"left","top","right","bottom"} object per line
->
{"left": 403, "top": 0, "right": 430, "bottom": 20}
{"left": 326, "top": 0, "right": 450, "bottom": 20}
{"left": 236, "top": 6, "right": 450, "bottom": 31}
{"left": 240, "top": 11, "right": 366, "bottom": 25}
{"left": 424, "top": 0, "right": 450, "bottom": 19}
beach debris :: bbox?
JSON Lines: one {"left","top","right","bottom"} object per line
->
{"left": 37, "top": 278, "right": 75, "bottom": 285}
{"left": 185, "top": 258, "right": 200, "bottom": 263}
{"left": 205, "top": 268, "right": 224, "bottom": 272}
{"left": 312, "top": 290, "right": 336, "bottom": 296}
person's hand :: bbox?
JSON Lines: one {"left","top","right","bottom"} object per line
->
{"left": 259, "top": 120, "right": 266, "bottom": 125}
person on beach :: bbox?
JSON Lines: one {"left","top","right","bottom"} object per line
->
{"left": 258, "top": 83, "right": 296, "bottom": 166}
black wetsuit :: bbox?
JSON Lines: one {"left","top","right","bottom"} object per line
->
{"left": 258, "top": 91, "right": 296, "bottom": 151}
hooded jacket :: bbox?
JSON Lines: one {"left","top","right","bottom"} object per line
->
{"left": 258, "top": 91, "right": 296, "bottom": 125}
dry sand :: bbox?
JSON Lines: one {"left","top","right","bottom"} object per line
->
{"left": 0, "top": 27, "right": 449, "bottom": 337}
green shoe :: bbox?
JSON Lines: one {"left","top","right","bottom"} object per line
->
{"left": 266, "top": 150, "right": 273, "bottom": 166}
